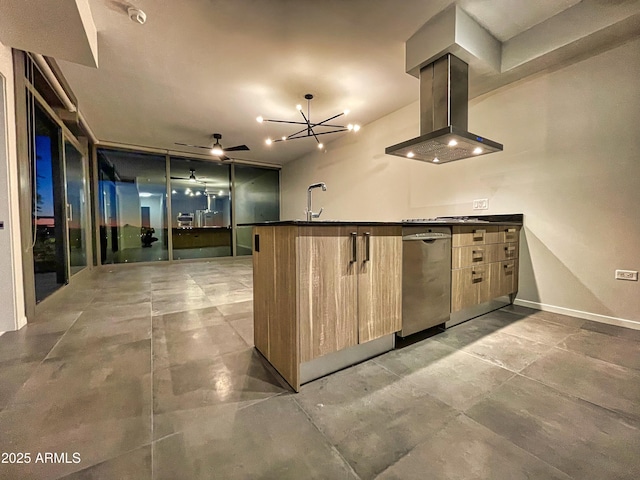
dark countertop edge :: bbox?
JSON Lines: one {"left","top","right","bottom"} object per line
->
{"left": 240, "top": 214, "right": 523, "bottom": 227}
{"left": 174, "top": 226, "right": 231, "bottom": 230}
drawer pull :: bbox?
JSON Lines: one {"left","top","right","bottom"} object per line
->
{"left": 504, "top": 246, "right": 516, "bottom": 252}
{"left": 364, "top": 232, "right": 371, "bottom": 262}
{"left": 503, "top": 263, "right": 515, "bottom": 269}
{"left": 472, "top": 249, "right": 484, "bottom": 261}
{"left": 506, "top": 228, "right": 516, "bottom": 233}
{"left": 473, "top": 229, "right": 486, "bottom": 240}
{"left": 350, "top": 232, "right": 357, "bottom": 263}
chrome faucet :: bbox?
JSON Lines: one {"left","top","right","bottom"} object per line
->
{"left": 306, "top": 182, "right": 327, "bottom": 221}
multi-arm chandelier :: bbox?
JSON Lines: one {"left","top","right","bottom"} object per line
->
{"left": 256, "top": 94, "right": 360, "bottom": 150}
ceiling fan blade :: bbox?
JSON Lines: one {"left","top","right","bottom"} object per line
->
{"left": 174, "top": 142, "right": 211, "bottom": 150}
{"left": 224, "top": 144, "right": 250, "bottom": 152}
{"left": 219, "top": 154, "right": 230, "bottom": 161}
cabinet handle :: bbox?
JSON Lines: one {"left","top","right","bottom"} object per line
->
{"left": 350, "top": 232, "right": 357, "bottom": 263}
{"left": 506, "top": 228, "right": 516, "bottom": 233}
{"left": 364, "top": 232, "right": 371, "bottom": 262}
{"left": 505, "top": 246, "right": 516, "bottom": 252}
{"left": 472, "top": 249, "right": 484, "bottom": 261}
{"left": 473, "top": 229, "right": 485, "bottom": 240}
{"left": 504, "top": 263, "right": 515, "bottom": 269}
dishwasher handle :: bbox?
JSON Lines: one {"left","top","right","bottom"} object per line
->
{"left": 402, "top": 233, "right": 451, "bottom": 241}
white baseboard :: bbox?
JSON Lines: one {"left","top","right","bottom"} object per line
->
{"left": 513, "top": 299, "right": 640, "bottom": 331}
{"left": 16, "top": 314, "right": 27, "bottom": 330}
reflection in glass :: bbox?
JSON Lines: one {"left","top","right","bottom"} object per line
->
{"left": 32, "top": 103, "right": 67, "bottom": 302}
{"left": 170, "top": 157, "right": 231, "bottom": 259}
{"left": 98, "top": 149, "right": 168, "bottom": 264}
{"left": 234, "top": 165, "right": 280, "bottom": 256}
{"left": 65, "top": 141, "right": 87, "bottom": 274}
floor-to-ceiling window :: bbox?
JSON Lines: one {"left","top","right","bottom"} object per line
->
{"left": 234, "top": 165, "right": 280, "bottom": 256}
{"left": 97, "top": 148, "right": 168, "bottom": 264}
{"left": 96, "top": 147, "right": 280, "bottom": 263}
{"left": 170, "top": 156, "right": 232, "bottom": 260}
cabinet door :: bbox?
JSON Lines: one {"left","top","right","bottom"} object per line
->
{"left": 298, "top": 227, "right": 358, "bottom": 362}
{"left": 253, "top": 226, "right": 299, "bottom": 389}
{"left": 357, "top": 226, "right": 402, "bottom": 343}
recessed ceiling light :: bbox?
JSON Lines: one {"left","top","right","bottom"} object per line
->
{"left": 407, "top": 151, "right": 415, "bottom": 158}
{"left": 473, "top": 147, "right": 483, "bottom": 154}
{"left": 317, "top": 143, "right": 323, "bottom": 149}
{"left": 448, "top": 139, "right": 458, "bottom": 147}
{"left": 433, "top": 157, "right": 440, "bottom": 163}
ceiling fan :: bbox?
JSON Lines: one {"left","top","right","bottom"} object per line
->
{"left": 170, "top": 168, "right": 205, "bottom": 183}
{"left": 175, "top": 133, "right": 249, "bottom": 161}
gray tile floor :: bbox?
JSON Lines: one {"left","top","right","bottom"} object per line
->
{"left": 0, "top": 258, "right": 639, "bottom": 479}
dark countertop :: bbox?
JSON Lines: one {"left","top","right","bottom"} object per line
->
{"left": 240, "top": 214, "right": 523, "bottom": 227}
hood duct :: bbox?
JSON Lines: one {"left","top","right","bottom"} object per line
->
{"left": 385, "top": 54, "right": 502, "bottom": 164}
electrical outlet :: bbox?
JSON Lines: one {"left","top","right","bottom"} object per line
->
{"left": 473, "top": 198, "right": 488, "bottom": 210}
{"left": 615, "top": 269, "right": 638, "bottom": 281}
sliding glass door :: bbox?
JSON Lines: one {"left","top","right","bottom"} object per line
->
{"left": 64, "top": 141, "right": 88, "bottom": 275}
{"left": 32, "top": 103, "right": 66, "bottom": 302}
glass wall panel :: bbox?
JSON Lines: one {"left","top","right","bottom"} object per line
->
{"left": 234, "top": 165, "right": 280, "bottom": 256}
{"left": 170, "top": 157, "right": 231, "bottom": 259}
{"left": 97, "top": 149, "right": 168, "bottom": 263}
{"left": 32, "top": 103, "right": 67, "bottom": 301}
{"left": 64, "top": 141, "right": 88, "bottom": 274}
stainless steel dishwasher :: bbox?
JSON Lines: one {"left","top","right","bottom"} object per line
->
{"left": 400, "top": 226, "right": 452, "bottom": 337}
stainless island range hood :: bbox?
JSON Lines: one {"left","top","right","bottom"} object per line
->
{"left": 386, "top": 54, "right": 503, "bottom": 164}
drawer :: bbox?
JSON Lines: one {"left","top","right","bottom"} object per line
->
{"left": 452, "top": 244, "right": 495, "bottom": 268}
{"left": 489, "top": 260, "right": 519, "bottom": 298}
{"left": 499, "top": 226, "right": 520, "bottom": 244}
{"left": 452, "top": 226, "right": 499, "bottom": 247}
{"left": 497, "top": 242, "right": 519, "bottom": 262}
{"left": 451, "top": 265, "right": 491, "bottom": 312}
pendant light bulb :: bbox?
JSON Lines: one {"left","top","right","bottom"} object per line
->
{"left": 211, "top": 142, "right": 223, "bottom": 156}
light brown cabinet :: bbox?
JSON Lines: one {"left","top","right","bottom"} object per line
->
{"left": 451, "top": 225, "right": 520, "bottom": 313}
{"left": 253, "top": 224, "right": 401, "bottom": 391}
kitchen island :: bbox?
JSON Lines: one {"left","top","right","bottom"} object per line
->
{"left": 249, "top": 215, "right": 523, "bottom": 391}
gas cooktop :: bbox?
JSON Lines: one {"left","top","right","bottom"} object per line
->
{"left": 402, "top": 217, "right": 491, "bottom": 223}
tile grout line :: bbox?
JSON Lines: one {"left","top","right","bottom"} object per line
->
{"left": 150, "top": 298, "right": 155, "bottom": 480}
{"left": 511, "top": 370, "right": 640, "bottom": 424}
{"left": 5, "top": 309, "right": 86, "bottom": 409}
{"left": 290, "top": 395, "right": 363, "bottom": 480}
{"left": 458, "top": 411, "right": 579, "bottom": 480}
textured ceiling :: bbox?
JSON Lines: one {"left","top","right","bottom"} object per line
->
{"left": 57, "top": 0, "right": 588, "bottom": 165}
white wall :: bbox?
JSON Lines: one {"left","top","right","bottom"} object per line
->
{"left": 0, "top": 41, "right": 26, "bottom": 331}
{"left": 282, "top": 37, "right": 640, "bottom": 326}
